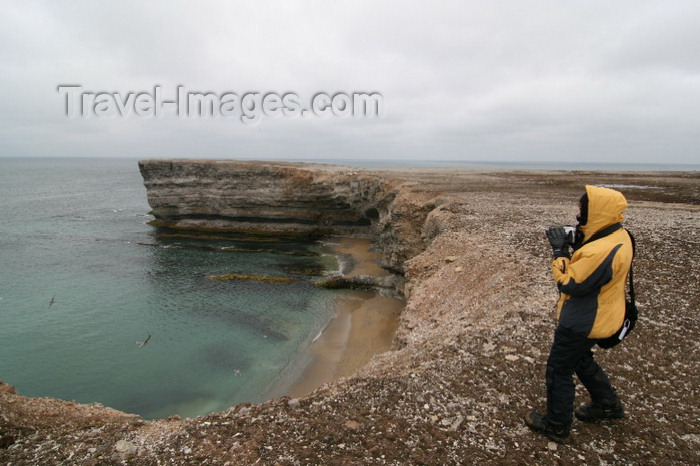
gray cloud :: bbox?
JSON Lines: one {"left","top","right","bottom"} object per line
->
{"left": 1, "top": 0, "right": 698, "bottom": 164}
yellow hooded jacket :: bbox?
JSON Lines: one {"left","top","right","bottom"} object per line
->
{"left": 552, "top": 185, "right": 634, "bottom": 339}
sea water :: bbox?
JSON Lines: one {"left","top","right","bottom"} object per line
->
{"left": 0, "top": 158, "right": 340, "bottom": 419}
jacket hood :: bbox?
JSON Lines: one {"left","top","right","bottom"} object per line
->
{"left": 579, "top": 185, "right": 627, "bottom": 242}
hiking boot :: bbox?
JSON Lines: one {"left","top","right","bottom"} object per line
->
{"left": 574, "top": 400, "right": 625, "bottom": 422}
{"left": 525, "top": 411, "right": 570, "bottom": 443}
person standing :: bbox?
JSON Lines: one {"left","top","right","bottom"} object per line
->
{"left": 526, "top": 185, "right": 634, "bottom": 443}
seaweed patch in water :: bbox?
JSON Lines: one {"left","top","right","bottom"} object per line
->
{"left": 207, "top": 273, "right": 295, "bottom": 283}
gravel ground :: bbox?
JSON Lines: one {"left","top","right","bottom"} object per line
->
{"left": 1, "top": 169, "right": 698, "bottom": 465}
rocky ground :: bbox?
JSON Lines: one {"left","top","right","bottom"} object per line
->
{"left": 1, "top": 168, "right": 698, "bottom": 465}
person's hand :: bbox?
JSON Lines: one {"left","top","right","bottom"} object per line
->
{"left": 546, "top": 226, "right": 570, "bottom": 258}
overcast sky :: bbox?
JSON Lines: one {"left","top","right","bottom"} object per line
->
{"left": 1, "top": 0, "right": 699, "bottom": 164}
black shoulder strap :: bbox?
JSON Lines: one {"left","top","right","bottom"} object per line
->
{"left": 627, "top": 229, "right": 636, "bottom": 304}
{"left": 584, "top": 222, "right": 622, "bottom": 244}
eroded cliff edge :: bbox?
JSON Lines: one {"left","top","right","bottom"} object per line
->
{"left": 138, "top": 159, "right": 437, "bottom": 275}
{"left": 2, "top": 165, "right": 698, "bottom": 464}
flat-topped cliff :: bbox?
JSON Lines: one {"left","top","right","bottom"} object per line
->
{"left": 138, "top": 160, "right": 390, "bottom": 236}
{"left": 2, "top": 164, "right": 698, "bottom": 464}
{"left": 138, "top": 159, "right": 437, "bottom": 273}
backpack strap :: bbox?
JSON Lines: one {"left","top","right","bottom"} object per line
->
{"left": 627, "top": 230, "right": 636, "bottom": 304}
{"left": 584, "top": 222, "right": 622, "bottom": 244}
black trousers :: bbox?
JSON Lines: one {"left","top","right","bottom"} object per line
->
{"left": 546, "top": 325, "right": 618, "bottom": 426}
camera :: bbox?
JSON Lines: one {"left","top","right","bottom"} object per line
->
{"left": 563, "top": 226, "right": 576, "bottom": 245}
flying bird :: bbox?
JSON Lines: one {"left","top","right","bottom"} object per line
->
{"left": 48, "top": 295, "right": 55, "bottom": 308}
{"left": 137, "top": 334, "right": 152, "bottom": 347}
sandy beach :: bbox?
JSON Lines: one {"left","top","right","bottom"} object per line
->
{"left": 283, "top": 237, "right": 404, "bottom": 399}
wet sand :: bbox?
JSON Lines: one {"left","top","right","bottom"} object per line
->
{"left": 331, "top": 237, "right": 393, "bottom": 277}
{"left": 284, "top": 237, "right": 404, "bottom": 398}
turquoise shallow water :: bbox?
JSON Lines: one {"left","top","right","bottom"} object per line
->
{"left": 0, "top": 158, "right": 338, "bottom": 419}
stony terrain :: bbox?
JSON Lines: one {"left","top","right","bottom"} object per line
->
{"left": 1, "top": 164, "right": 698, "bottom": 465}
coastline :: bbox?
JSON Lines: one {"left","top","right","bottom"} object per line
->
{"left": 3, "top": 164, "right": 698, "bottom": 464}
{"left": 272, "top": 237, "right": 403, "bottom": 399}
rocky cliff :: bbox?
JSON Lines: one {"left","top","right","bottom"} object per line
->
{"left": 138, "top": 159, "right": 435, "bottom": 274}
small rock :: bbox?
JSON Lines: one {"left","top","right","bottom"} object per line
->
{"left": 345, "top": 420, "right": 361, "bottom": 430}
{"left": 287, "top": 398, "right": 301, "bottom": 408}
{"left": 547, "top": 441, "right": 558, "bottom": 451}
{"left": 115, "top": 440, "right": 137, "bottom": 458}
{"left": 183, "top": 447, "right": 192, "bottom": 454}
{"left": 454, "top": 266, "right": 463, "bottom": 272}
{"left": 445, "top": 256, "right": 458, "bottom": 263}
{"left": 448, "top": 415, "right": 464, "bottom": 431}
{"left": 505, "top": 354, "right": 520, "bottom": 361}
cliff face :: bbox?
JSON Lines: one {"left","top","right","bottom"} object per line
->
{"left": 138, "top": 159, "right": 433, "bottom": 273}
